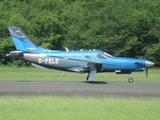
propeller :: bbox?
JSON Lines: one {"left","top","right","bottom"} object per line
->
{"left": 145, "top": 48, "right": 155, "bottom": 78}
{"left": 145, "top": 49, "right": 148, "bottom": 78}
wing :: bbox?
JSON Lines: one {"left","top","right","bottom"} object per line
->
{"left": 81, "top": 55, "right": 103, "bottom": 72}
{"left": 85, "top": 55, "right": 101, "bottom": 64}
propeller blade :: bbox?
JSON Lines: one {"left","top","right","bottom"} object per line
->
{"left": 145, "top": 48, "right": 149, "bottom": 78}
{"left": 145, "top": 48, "right": 148, "bottom": 60}
{"left": 145, "top": 48, "right": 155, "bottom": 78}
{"left": 146, "top": 67, "right": 148, "bottom": 78}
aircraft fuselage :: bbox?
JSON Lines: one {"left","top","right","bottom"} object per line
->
{"left": 11, "top": 50, "right": 147, "bottom": 74}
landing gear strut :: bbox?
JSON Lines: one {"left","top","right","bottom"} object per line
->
{"left": 87, "top": 74, "right": 89, "bottom": 81}
{"left": 86, "top": 69, "right": 96, "bottom": 82}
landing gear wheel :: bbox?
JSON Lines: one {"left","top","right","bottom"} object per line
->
{"left": 128, "top": 78, "right": 133, "bottom": 83}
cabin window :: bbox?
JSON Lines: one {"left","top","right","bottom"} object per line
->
{"left": 97, "top": 54, "right": 106, "bottom": 59}
{"left": 64, "top": 54, "right": 68, "bottom": 59}
{"left": 73, "top": 54, "right": 76, "bottom": 58}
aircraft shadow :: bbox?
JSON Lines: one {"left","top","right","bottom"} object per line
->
{"left": 83, "top": 81, "right": 108, "bottom": 84}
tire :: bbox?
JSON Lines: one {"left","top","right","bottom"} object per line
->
{"left": 128, "top": 78, "right": 133, "bottom": 83}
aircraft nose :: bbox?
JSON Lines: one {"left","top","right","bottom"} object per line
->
{"left": 145, "top": 60, "right": 155, "bottom": 67}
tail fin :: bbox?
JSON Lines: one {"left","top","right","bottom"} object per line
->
{"left": 8, "top": 26, "right": 44, "bottom": 53}
{"left": 8, "top": 26, "right": 39, "bottom": 52}
{"left": 8, "top": 26, "right": 61, "bottom": 53}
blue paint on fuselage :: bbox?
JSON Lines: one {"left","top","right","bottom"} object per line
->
{"left": 42, "top": 50, "right": 146, "bottom": 72}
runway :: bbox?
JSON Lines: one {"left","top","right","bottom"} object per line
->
{"left": 0, "top": 81, "right": 160, "bottom": 99}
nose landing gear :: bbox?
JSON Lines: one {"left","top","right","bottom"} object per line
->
{"left": 128, "top": 78, "right": 134, "bottom": 83}
{"left": 128, "top": 74, "right": 133, "bottom": 83}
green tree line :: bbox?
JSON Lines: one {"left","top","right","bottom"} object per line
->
{"left": 0, "top": 0, "right": 160, "bottom": 67}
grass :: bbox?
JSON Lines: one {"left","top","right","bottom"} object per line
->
{"left": 0, "top": 97, "right": 160, "bottom": 120}
{"left": 0, "top": 67, "right": 159, "bottom": 82}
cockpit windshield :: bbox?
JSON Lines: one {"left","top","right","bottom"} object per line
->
{"left": 103, "top": 52, "right": 113, "bottom": 58}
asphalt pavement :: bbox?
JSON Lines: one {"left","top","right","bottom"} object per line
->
{"left": 0, "top": 81, "right": 160, "bottom": 99}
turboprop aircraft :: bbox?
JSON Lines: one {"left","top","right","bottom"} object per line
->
{"left": 6, "top": 26, "right": 155, "bottom": 83}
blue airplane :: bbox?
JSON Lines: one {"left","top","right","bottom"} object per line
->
{"left": 6, "top": 26, "right": 155, "bottom": 83}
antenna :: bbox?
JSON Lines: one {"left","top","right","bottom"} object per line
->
{"left": 64, "top": 47, "right": 69, "bottom": 52}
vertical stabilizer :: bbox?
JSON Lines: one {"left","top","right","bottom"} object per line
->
{"left": 8, "top": 26, "right": 39, "bottom": 53}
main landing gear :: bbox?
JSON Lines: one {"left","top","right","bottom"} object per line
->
{"left": 87, "top": 75, "right": 89, "bottom": 81}
{"left": 86, "top": 70, "right": 96, "bottom": 82}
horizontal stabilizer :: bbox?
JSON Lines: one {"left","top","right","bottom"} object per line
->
{"left": 31, "top": 63, "right": 51, "bottom": 70}
{"left": 6, "top": 51, "right": 23, "bottom": 57}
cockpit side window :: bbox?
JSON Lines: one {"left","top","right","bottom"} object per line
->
{"left": 97, "top": 54, "right": 106, "bottom": 59}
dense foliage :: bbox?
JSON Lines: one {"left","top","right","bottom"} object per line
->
{"left": 0, "top": 0, "right": 160, "bottom": 67}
